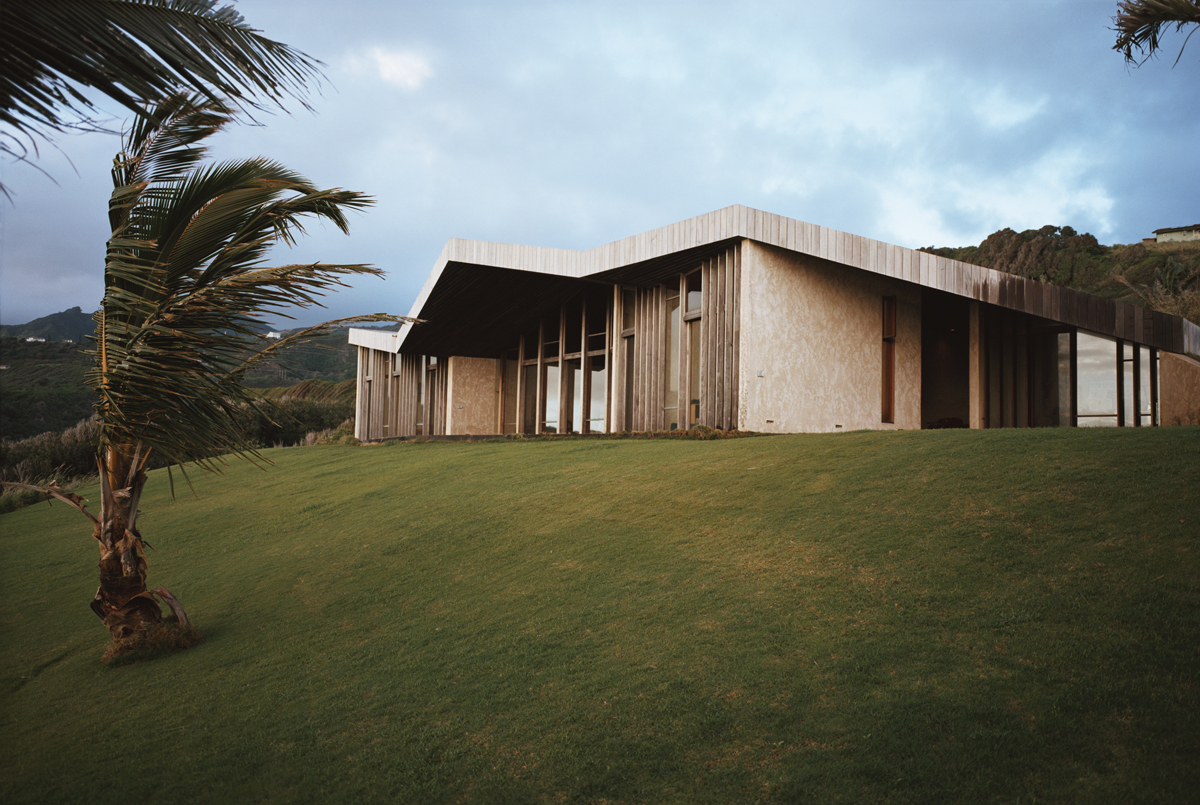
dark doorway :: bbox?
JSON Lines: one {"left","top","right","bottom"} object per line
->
{"left": 921, "top": 289, "right": 971, "bottom": 428}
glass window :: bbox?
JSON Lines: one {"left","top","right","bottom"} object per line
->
{"left": 686, "top": 271, "right": 702, "bottom": 314}
{"left": 664, "top": 289, "right": 680, "bottom": 430}
{"left": 882, "top": 297, "right": 896, "bottom": 424}
{"left": 1076, "top": 332, "right": 1118, "bottom": 426}
{"left": 589, "top": 355, "right": 607, "bottom": 432}
{"left": 543, "top": 311, "right": 560, "bottom": 360}
{"left": 1122, "top": 342, "right": 1135, "bottom": 427}
{"left": 542, "top": 363, "right": 560, "bottom": 433}
{"left": 1140, "top": 346, "right": 1154, "bottom": 426}
{"left": 416, "top": 356, "right": 426, "bottom": 435}
{"left": 587, "top": 293, "right": 609, "bottom": 336}
{"left": 623, "top": 336, "right": 635, "bottom": 431}
{"left": 565, "top": 359, "right": 582, "bottom": 433}
{"left": 622, "top": 288, "right": 636, "bottom": 332}
{"left": 565, "top": 301, "right": 582, "bottom": 356}
{"left": 688, "top": 320, "right": 701, "bottom": 427}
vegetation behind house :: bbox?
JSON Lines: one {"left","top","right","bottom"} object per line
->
{"left": 919, "top": 226, "right": 1200, "bottom": 325}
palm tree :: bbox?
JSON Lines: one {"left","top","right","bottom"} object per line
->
{"left": 12, "top": 93, "right": 403, "bottom": 650}
{"left": 1113, "top": 0, "right": 1200, "bottom": 65}
{"left": 1, "top": 0, "right": 319, "bottom": 182}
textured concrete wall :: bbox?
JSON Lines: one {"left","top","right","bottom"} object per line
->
{"left": 446, "top": 356, "right": 500, "bottom": 435}
{"left": 737, "top": 240, "right": 922, "bottom": 433}
{"left": 1160, "top": 351, "right": 1200, "bottom": 425}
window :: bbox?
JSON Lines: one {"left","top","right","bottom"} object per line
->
{"left": 1076, "top": 332, "right": 1118, "bottom": 427}
{"left": 1138, "top": 345, "right": 1156, "bottom": 426}
{"left": 882, "top": 296, "right": 896, "bottom": 424}
{"left": 501, "top": 293, "right": 613, "bottom": 434}
{"left": 664, "top": 283, "right": 680, "bottom": 430}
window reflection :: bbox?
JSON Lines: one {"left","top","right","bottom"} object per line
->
{"left": 1139, "top": 346, "right": 1154, "bottom": 426}
{"left": 688, "top": 321, "right": 701, "bottom": 426}
{"left": 565, "top": 359, "right": 582, "bottom": 433}
{"left": 1076, "top": 332, "right": 1117, "bottom": 426}
{"left": 542, "top": 364, "right": 560, "bottom": 432}
{"left": 589, "top": 356, "right": 607, "bottom": 432}
{"left": 664, "top": 288, "right": 680, "bottom": 430}
{"left": 686, "top": 272, "right": 702, "bottom": 314}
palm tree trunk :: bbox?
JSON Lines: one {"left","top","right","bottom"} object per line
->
{"left": 88, "top": 446, "right": 180, "bottom": 641}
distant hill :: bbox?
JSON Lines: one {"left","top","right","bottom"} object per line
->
{"left": 0, "top": 317, "right": 386, "bottom": 440}
{"left": 918, "top": 226, "right": 1200, "bottom": 324}
{"left": 0, "top": 307, "right": 97, "bottom": 342}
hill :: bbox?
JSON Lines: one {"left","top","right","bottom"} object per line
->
{"left": 2, "top": 430, "right": 1197, "bottom": 803}
{"left": 919, "top": 226, "right": 1200, "bottom": 324}
{"left": 0, "top": 306, "right": 96, "bottom": 342}
{"left": 0, "top": 319, "right": 385, "bottom": 440}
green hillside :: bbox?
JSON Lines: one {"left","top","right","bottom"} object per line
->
{"left": 0, "top": 338, "right": 94, "bottom": 440}
{"left": 2, "top": 430, "right": 1197, "bottom": 803}
{"left": 920, "top": 227, "right": 1200, "bottom": 324}
{"left": 0, "top": 325, "right": 375, "bottom": 441}
{"left": 0, "top": 306, "right": 96, "bottom": 342}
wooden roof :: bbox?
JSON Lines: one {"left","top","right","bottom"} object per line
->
{"left": 350, "top": 205, "right": 1199, "bottom": 357}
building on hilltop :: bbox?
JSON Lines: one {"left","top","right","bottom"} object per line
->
{"left": 349, "top": 205, "right": 1200, "bottom": 439}
{"left": 1153, "top": 224, "right": 1200, "bottom": 243}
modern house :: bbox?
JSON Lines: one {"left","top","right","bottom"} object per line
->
{"left": 349, "top": 205, "right": 1200, "bottom": 440}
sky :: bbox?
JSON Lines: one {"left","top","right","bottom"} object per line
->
{"left": 1, "top": 0, "right": 1198, "bottom": 328}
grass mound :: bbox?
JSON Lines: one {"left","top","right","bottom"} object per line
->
{"left": 2, "top": 428, "right": 1197, "bottom": 803}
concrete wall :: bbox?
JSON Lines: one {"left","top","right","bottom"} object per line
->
{"left": 737, "top": 240, "right": 922, "bottom": 433}
{"left": 1160, "top": 351, "right": 1200, "bottom": 425}
{"left": 446, "top": 356, "right": 500, "bottom": 435}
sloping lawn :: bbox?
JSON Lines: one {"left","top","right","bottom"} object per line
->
{"left": 2, "top": 428, "right": 1197, "bottom": 803}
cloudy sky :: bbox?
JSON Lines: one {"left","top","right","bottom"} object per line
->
{"left": 2, "top": 0, "right": 1198, "bottom": 328}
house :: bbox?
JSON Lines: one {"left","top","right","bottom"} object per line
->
{"left": 1153, "top": 224, "right": 1200, "bottom": 243}
{"left": 349, "top": 205, "right": 1200, "bottom": 439}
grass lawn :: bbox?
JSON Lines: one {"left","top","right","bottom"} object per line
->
{"left": 1, "top": 428, "right": 1198, "bottom": 803}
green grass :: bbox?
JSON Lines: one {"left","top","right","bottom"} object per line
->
{"left": 2, "top": 428, "right": 1198, "bottom": 803}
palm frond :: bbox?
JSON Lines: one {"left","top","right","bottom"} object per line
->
{"left": 1113, "top": 0, "right": 1200, "bottom": 65}
{"left": 1, "top": 0, "right": 321, "bottom": 177}
{"left": 87, "top": 94, "right": 412, "bottom": 471}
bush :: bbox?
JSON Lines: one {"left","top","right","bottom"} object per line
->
{"left": 235, "top": 399, "right": 354, "bottom": 447}
{"left": 0, "top": 416, "right": 99, "bottom": 485}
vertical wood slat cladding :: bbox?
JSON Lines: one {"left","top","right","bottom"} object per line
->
{"left": 354, "top": 353, "right": 435, "bottom": 441}
{"left": 686, "top": 243, "right": 740, "bottom": 431}
{"left": 430, "top": 362, "right": 448, "bottom": 436}
{"left": 703, "top": 256, "right": 716, "bottom": 426}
